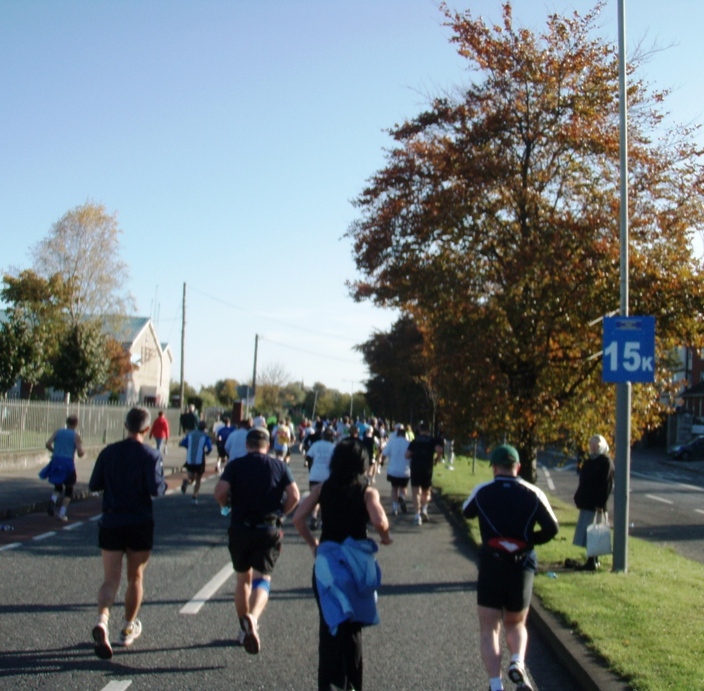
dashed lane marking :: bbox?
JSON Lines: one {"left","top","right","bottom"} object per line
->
{"left": 180, "top": 563, "right": 234, "bottom": 615}
{"left": 0, "top": 542, "right": 21, "bottom": 551}
{"left": 645, "top": 494, "right": 674, "bottom": 505}
{"left": 101, "top": 681, "right": 132, "bottom": 691}
{"left": 63, "top": 521, "right": 85, "bottom": 531}
{"left": 33, "top": 531, "right": 56, "bottom": 541}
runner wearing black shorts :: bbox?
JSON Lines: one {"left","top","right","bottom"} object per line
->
{"left": 462, "top": 444, "right": 559, "bottom": 691}
{"left": 405, "top": 422, "right": 443, "bottom": 526}
{"left": 214, "top": 427, "right": 300, "bottom": 655}
{"left": 88, "top": 407, "right": 166, "bottom": 660}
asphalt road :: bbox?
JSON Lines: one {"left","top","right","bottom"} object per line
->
{"left": 0, "top": 457, "right": 579, "bottom": 690}
{"left": 537, "top": 447, "right": 704, "bottom": 564}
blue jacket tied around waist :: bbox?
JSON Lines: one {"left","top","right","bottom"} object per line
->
{"left": 314, "top": 537, "right": 381, "bottom": 635}
{"left": 39, "top": 456, "right": 75, "bottom": 485}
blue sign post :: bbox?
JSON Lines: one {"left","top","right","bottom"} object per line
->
{"left": 602, "top": 316, "right": 655, "bottom": 383}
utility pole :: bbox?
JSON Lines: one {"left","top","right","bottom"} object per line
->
{"left": 179, "top": 282, "right": 186, "bottom": 418}
{"left": 613, "top": 0, "right": 631, "bottom": 573}
{"left": 251, "top": 334, "right": 259, "bottom": 412}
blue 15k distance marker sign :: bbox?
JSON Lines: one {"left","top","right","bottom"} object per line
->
{"left": 602, "top": 316, "right": 655, "bottom": 383}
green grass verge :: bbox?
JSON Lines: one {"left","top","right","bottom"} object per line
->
{"left": 432, "top": 457, "right": 704, "bottom": 691}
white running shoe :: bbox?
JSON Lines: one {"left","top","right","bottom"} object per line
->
{"left": 118, "top": 619, "right": 142, "bottom": 647}
{"left": 507, "top": 660, "right": 533, "bottom": 690}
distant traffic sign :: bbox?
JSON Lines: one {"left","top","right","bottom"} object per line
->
{"left": 602, "top": 316, "right": 655, "bottom": 383}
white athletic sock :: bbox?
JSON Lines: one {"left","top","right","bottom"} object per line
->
{"left": 489, "top": 677, "right": 504, "bottom": 691}
{"left": 510, "top": 654, "right": 524, "bottom": 665}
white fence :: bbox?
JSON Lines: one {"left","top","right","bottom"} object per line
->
{"left": 0, "top": 399, "right": 182, "bottom": 454}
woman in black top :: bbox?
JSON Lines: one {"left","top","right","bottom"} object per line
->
{"left": 295, "top": 438, "right": 392, "bottom": 691}
{"left": 572, "top": 434, "right": 614, "bottom": 570}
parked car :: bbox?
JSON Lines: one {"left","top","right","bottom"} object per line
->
{"left": 669, "top": 436, "right": 704, "bottom": 461}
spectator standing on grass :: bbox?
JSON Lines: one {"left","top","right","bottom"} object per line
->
{"left": 462, "top": 444, "right": 559, "bottom": 691}
{"left": 42, "top": 414, "right": 85, "bottom": 522}
{"left": 570, "top": 434, "right": 614, "bottom": 571}
{"left": 294, "top": 438, "right": 392, "bottom": 691}
{"left": 88, "top": 406, "right": 167, "bottom": 660}
{"left": 148, "top": 410, "right": 170, "bottom": 452}
{"left": 214, "top": 427, "right": 300, "bottom": 654}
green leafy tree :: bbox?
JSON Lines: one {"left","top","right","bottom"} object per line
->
{"left": 170, "top": 380, "right": 197, "bottom": 407}
{"left": 347, "top": 2, "right": 704, "bottom": 480}
{"left": 0, "top": 271, "right": 70, "bottom": 398}
{"left": 214, "top": 378, "right": 239, "bottom": 406}
{"left": 49, "top": 321, "right": 108, "bottom": 401}
{"left": 197, "top": 386, "right": 218, "bottom": 410}
{"left": 357, "top": 315, "right": 437, "bottom": 426}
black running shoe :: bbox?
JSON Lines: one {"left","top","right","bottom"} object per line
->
{"left": 92, "top": 622, "right": 113, "bottom": 660}
{"left": 240, "top": 614, "right": 260, "bottom": 655}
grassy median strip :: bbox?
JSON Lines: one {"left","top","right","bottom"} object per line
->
{"left": 432, "top": 458, "right": 704, "bottom": 691}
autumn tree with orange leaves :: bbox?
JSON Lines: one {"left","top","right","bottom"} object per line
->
{"left": 348, "top": 2, "right": 704, "bottom": 481}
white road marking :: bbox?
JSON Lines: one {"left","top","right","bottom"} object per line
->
{"left": 180, "top": 563, "right": 234, "bottom": 615}
{"left": 0, "top": 542, "right": 21, "bottom": 551}
{"left": 541, "top": 468, "right": 556, "bottom": 491}
{"left": 631, "top": 472, "right": 704, "bottom": 493}
{"left": 101, "top": 681, "right": 133, "bottom": 691}
{"left": 695, "top": 509, "right": 704, "bottom": 516}
{"left": 33, "top": 531, "right": 56, "bottom": 541}
{"left": 63, "top": 521, "right": 84, "bottom": 531}
{"left": 89, "top": 514, "right": 102, "bottom": 521}
{"left": 645, "top": 494, "right": 674, "bottom": 505}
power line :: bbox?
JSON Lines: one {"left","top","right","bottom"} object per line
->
{"left": 261, "top": 335, "right": 360, "bottom": 365}
{"left": 189, "top": 285, "right": 361, "bottom": 345}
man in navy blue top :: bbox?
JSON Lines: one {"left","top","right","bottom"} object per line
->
{"left": 462, "top": 444, "right": 558, "bottom": 691}
{"left": 214, "top": 427, "right": 300, "bottom": 655}
{"left": 88, "top": 407, "right": 166, "bottom": 660}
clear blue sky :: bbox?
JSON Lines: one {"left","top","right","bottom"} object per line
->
{"left": 1, "top": 1, "right": 702, "bottom": 394}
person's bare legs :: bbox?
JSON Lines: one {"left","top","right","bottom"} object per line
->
{"left": 97, "top": 550, "right": 124, "bottom": 618}
{"left": 124, "top": 549, "right": 151, "bottom": 622}
{"left": 412, "top": 484, "right": 422, "bottom": 513}
{"left": 503, "top": 607, "right": 529, "bottom": 660}
{"left": 478, "top": 605, "right": 503, "bottom": 679}
{"left": 234, "top": 569, "right": 271, "bottom": 620}
{"left": 234, "top": 570, "right": 252, "bottom": 619}
{"left": 235, "top": 569, "right": 270, "bottom": 654}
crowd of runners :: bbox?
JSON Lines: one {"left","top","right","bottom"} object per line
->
{"left": 39, "top": 406, "right": 553, "bottom": 691}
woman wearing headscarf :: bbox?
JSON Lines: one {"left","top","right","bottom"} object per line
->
{"left": 571, "top": 434, "right": 615, "bottom": 571}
